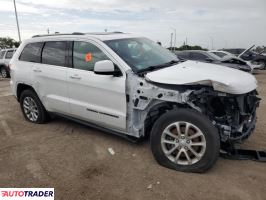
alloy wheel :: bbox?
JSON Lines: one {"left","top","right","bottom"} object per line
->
{"left": 161, "top": 121, "right": 206, "bottom": 165}
{"left": 23, "top": 97, "right": 39, "bottom": 122}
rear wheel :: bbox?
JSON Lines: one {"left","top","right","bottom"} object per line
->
{"left": 150, "top": 109, "right": 220, "bottom": 173}
{"left": 19, "top": 90, "right": 49, "bottom": 123}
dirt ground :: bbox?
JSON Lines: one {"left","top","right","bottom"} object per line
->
{"left": 0, "top": 72, "right": 266, "bottom": 200}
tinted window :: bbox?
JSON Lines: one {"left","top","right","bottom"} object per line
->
{"left": 20, "top": 42, "right": 43, "bottom": 62}
{"left": 73, "top": 41, "right": 109, "bottom": 71}
{"left": 190, "top": 52, "right": 208, "bottom": 60}
{"left": 42, "top": 41, "right": 67, "bottom": 66}
{"left": 176, "top": 51, "right": 190, "bottom": 60}
{"left": 5, "top": 50, "right": 14, "bottom": 59}
{"left": 0, "top": 51, "right": 6, "bottom": 59}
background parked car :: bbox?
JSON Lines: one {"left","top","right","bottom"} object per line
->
{"left": 0, "top": 48, "right": 16, "bottom": 78}
{"left": 175, "top": 50, "right": 251, "bottom": 72}
{"left": 209, "top": 50, "right": 264, "bottom": 72}
{"left": 222, "top": 46, "right": 266, "bottom": 69}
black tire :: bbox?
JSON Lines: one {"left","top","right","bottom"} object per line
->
{"left": 1, "top": 67, "right": 9, "bottom": 78}
{"left": 19, "top": 89, "right": 49, "bottom": 123}
{"left": 150, "top": 109, "right": 220, "bottom": 173}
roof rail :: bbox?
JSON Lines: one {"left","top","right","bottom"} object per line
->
{"left": 32, "top": 32, "right": 85, "bottom": 38}
{"left": 32, "top": 31, "right": 124, "bottom": 38}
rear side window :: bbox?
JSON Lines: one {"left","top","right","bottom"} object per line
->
{"left": 0, "top": 51, "right": 5, "bottom": 59}
{"left": 73, "top": 41, "right": 109, "bottom": 71}
{"left": 42, "top": 41, "right": 67, "bottom": 67}
{"left": 20, "top": 42, "right": 43, "bottom": 63}
{"left": 5, "top": 50, "right": 14, "bottom": 59}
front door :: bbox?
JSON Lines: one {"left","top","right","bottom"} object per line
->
{"left": 67, "top": 41, "right": 127, "bottom": 131}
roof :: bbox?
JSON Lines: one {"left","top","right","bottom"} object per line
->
{"left": 31, "top": 32, "right": 140, "bottom": 41}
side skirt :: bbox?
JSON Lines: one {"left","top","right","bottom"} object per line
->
{"left": 50, "top": 112, "right": 141, "bottom": 143}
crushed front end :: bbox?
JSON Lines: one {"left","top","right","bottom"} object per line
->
{"left": 189, "top": 88, "right": 261, "bottom": 144}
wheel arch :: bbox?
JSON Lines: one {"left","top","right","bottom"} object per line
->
{"left": 144, "top": 101, "right": 191, "bottom": 137}
{"left": 16, "top": 83, "right": 37, "bottom": 102}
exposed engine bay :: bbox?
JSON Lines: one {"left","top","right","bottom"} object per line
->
{"left": 189, "top": 88, "right": 260, "bottom": 143}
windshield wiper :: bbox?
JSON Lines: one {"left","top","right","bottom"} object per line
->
{"left": 137, "top": 60, "right": 179, "bottom": 74}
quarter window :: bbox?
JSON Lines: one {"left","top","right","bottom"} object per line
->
{"left": 73, "top": 41, "right": 109, "bottom": 71}
{"left": 42, "top": 41, "right": 67, "bottom": 66}
{"left": 20, "top": 42, "right": 43, "bottom": 63}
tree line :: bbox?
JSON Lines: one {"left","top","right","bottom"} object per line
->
{"left": 0, "top": 37, "right": 20, "bottom": 49}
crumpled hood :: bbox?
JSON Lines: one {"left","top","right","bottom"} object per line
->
{"left": 145, "top": 60, "right": 257, "bottom": 94}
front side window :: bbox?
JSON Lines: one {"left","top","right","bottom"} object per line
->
{"left": 105, "top": 37, "right": 178, "bottom": 73}
{"left": 42, "top": 41, "right": 67, "bottom": 66}
{"left": 20, "top": 42, "right": 43, "bottom": 63}
{"left": 73, "top": 41, "right": 110, "bottom": 71}
{"left": 5, "top": 50, "right": 14, "bottom": 59}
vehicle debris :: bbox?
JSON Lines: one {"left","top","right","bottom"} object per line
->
{"left": 108, "top": 148, "right": 115, "bottom": 155}
{"left": 147, "top": 184, "right": 152, "bottom": 189}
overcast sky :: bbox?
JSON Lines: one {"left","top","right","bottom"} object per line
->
{"left": 0, "top": 0, "right": 265, "bottom": 49}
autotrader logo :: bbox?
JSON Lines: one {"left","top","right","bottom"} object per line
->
{"left": 0, "top": 188, "right": 54, "bottom": 199}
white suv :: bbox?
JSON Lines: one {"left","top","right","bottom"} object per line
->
{"left": 10, "top": 32, "right": 260, "bottom": 172}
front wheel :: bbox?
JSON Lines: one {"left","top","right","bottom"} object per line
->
{"left": 150, "top": 109, "right": 220, "bottom": 173}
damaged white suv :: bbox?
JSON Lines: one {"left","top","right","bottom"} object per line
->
{"left": 10, "top": 32, "right": 260, "bottom": 172}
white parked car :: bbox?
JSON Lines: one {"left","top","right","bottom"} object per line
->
{"left": 0, "top": 48, "right": 16, "bottom": 78}
{"left": 10, "top": 32, "right": 260, "bottom": 172}
{"left": 210, "top": 50, "right": 264, "bottom": 72}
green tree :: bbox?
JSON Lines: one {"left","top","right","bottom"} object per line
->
{"left": 0, "top": 37, "right": 20, "bottom": 49}
{"left": 168, "top": 45, "right": 208, "bottom": 51}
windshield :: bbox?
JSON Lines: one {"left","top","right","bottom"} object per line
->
{"left": 104, "top": 37, "right": 178, "bottom": 73}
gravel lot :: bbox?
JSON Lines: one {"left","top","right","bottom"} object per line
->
{"left": 0, "top": 72, "right": 266, "bottom": 200}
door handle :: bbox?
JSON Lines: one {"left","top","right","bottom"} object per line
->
{"left": 33, "top": 69, "right": 42, "bottom": 72}
{"left": 70, "top": 75, "right": 81, "bottom": 80}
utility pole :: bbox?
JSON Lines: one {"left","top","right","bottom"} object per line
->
{"left": 47, "top": 28, "right": 50, "bottom": 34}
{"left": 13, "top": 0, "right": 21, "bottom": 42}
{"left": 170, "top": 33, "right": 173, "bottom": 51}
{"left": 170, "top": 27, "right": 176, "bottom": 51}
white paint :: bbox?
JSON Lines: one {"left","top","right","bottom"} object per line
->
{"left": 145, "top": 60, "right": 257, "bottom": 94}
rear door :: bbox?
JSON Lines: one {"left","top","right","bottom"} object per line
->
{"left": 31, "top": 41, "right": 70, "bottom": 114}
{"left": 67, "top": 40, "right": 127, "bottom": 131}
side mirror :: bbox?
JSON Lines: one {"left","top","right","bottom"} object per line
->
{"left": 94, "top": 60, "right": 115, "bottom": 75}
